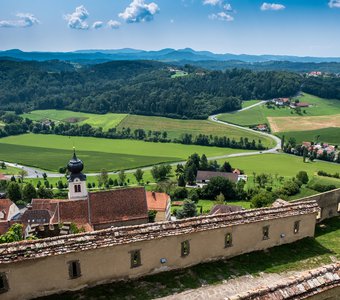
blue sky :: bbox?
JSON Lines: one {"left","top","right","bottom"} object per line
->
{"left": 0, "top": 0, "right": 340, "bottom": 56}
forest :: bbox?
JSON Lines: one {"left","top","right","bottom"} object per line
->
{"left": 0, "top": 59, "right": 302, "bottom": 119}
{"left": 303, "top": 76, "right": 340, "bottom": 100}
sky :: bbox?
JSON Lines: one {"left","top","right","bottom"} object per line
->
{"left": 0, "top": 0, "right": 340, "bottom": 56}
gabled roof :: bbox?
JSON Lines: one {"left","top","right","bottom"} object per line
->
{"left": 146, "top": 191, "right": 170, "bottom": 211}
{"left": 89, "top": 188, "right": 148, "bottom": 225}
{"left": 196, "top": 171, "right": 238, "bottom": 183}
{"left": 20, "top": 209, "right": 52, "bottom": 225}
{"left": 0, "top": 199, "right": 14, "bottom": 220}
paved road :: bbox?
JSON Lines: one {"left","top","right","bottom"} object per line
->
{"left": 4, "top": 103, "right": 281, "bottom": 179}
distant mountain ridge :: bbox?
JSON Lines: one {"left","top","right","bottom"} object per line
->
{"left": 1, "top": 48, "right": 340, "bottom": 63}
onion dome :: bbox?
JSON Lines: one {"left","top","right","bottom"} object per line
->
{"left": 67, "top": 149, "right": 84, "bottom": 174}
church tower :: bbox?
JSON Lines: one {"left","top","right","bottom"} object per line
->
{"left": 67, "top": 149, "right": 88, "bottom": 200}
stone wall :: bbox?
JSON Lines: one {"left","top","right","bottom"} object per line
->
{"left": 0, "top": 201, "right": 318, "bottom": 300}
{"left": 226, "top": 263, "right": 340, "bottom": 300}
{"left": 293, "top": 188, "right": 340, "bottom": 221}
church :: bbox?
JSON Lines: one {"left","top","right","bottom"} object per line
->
{"left": 27, "top": 150, "right": 150, "bottom": 232}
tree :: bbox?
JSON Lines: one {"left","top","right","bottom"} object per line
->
{"left": 37, "top": 186, "right": 53, "bottom": 199}
{"left": 220, "top": 161, "right": 232, "bottom": 172}
{"left": 199, "top": 154, "right": 209, "bottom": 170}
{"left": 176, "top": 200, "right": 197, "bottom": 219}
{"left": 0, "top": 224, "right": 23, "bottom": 244}
{"left": 97, "top": 169, "right": 109, "bottom": 188}
{"left": 296, "top": 171, "right": 309, "bottom": 184}
{"left": 184, "top": 164, "right": 196, "bottom": 185}
{"left": 0, "top": 161, "right": 6, "bottom": 169}
{"left": 22, "top": 183, "right": 37, "bottom": 203}
{"left": 57, "top": 180, "right": 64, "bottom": 190}
{"left": 7, "top": 182, "right": 21, "bottom": 203}
{"left": 251, "top": 190, "right": 275, "bottom": 208}
{"left": 148, "top": 210, "right": 157, "bottom": 223}
{"left": 133, "top": 168, "right": 144, "bottom": 184}
{"left": 42, "top": 173, "right": 48, "bottom": 180}
{"left": 201, "top": 176, "right": 237, "bottom": 200}
{"left": 118, "top": 170, "right": 126, "bottom": 185}
{"left": 255, "top": 173, "right": 270, "bottom": 188}
{"left": 177, "top": 174, "right": 186, "bottom": 187}
{"left": 281, "top": 135, "right": 285, "bottom": 150}
{"left": 175, "top": 164, "right": 184, "bottom": 178}
{"left": 151, "top": 165, "right": 172, "bottom": 182}
{"left": 172, "top": 187, "right": 188, "bottom": 200}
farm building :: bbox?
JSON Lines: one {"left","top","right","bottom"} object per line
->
{"left": 146, "top": 191, "right": 171, "bottom": 222}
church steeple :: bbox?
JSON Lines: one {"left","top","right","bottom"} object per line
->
{"left": 67, "top": 148, "right": 88, "bottom": 200}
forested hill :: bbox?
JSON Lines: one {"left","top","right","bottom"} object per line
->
{"left": 0, "top": 59, "right": 302, "bottom": 119}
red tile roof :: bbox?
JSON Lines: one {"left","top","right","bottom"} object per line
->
{"left": 146, "top": 191, "right": 170, "bottom": 211}
{"left": 89, "top": 188, "right": 148, "bottom": 225}
{"left": 0, "top": 221, "right": 10, "bottom": 235}
{"left": 0, "top": 199, "right": 14, "bottom": 221}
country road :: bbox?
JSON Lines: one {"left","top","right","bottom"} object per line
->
{"left": 4, "top": 104, "right": 282, "bottom": 179}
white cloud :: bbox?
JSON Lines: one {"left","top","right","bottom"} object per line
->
{"left": 223, "top": 3, "right": 233, "bottom": 11}
{"left": 92, "top": 21, "right": 104, "bottom": 29}
{"left": 107, "top": 20, "right": 121, "bottom": 29}
{"left": 203, "top": 0, "right": 221, "bottom": 5}
{"left": 119, "top": 0, "right": 160, "bottom": 23}
{"left": 64, "top": 5, "right": 89, "bottom": 30}
{"left": 0, "top": 13, "right": 39, "bottom": 28}
{"left": 329, "top": 0, "right": 340, "bottom": 8}
{"left": 260, "top": 3, "right": 285, "bottom": 11}
{"left": 209, "top": 12, "right": 234, "bottom": 22}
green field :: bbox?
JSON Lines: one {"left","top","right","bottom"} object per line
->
{"left": 218, "top": 93, "right": 340, "bottom": 127}
{"left": 0, "top": 165, "right": 21, "bottom": 175}
{"left": 219, "top": 153, "right": 340, "bottom": 177}
{"left": 0, "top": 134, "right": 251, "bottom": 172}
{"left": 277, "top": 127, "right": 340, "bottom": 145}
{"left": 241, "top": 100, "right": 261, "bottom": 109}
{"left": 21, "top": 110, "right": 127, "bottom": 131}
{"left": 117, "top": 115, "right": 275, "bottom": 147}
{"left": 171, "top": 70, "right": 188, "bottom": 78}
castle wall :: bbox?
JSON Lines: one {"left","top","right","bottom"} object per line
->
{"left": 0, "top": 204, "right": 317, "bottom": 300}
{"left": 293, "top": 188, "right": 340, "bottom": 221}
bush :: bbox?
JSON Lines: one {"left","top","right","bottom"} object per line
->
{"left": 172, "top": 187, "right": 188, "bottom": 200}
{"left": 308, "top": 184, "right": 337, "bottom": 193}
{"left": 250, "top": 190, "right": 276, "bottom": 208}
{"left": 296, "top": 171, "right": 309, "bottom": 184}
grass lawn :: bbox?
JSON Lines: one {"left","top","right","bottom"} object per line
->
{"left": 39, "top": 217, "right": 340, "bottom": 300}
{"left": 241, "top": 100, "right": 261, "bottom": 109}
{"left": 277, "top": 127, "right": 340, "bottom": 145}
{"left": 0, "top": 134, "right": 251, "bottom": 172}
{"left": 218, "top": 153, "right": 340, "bottom": 178}
{"left": 21, "top": 110, "right": 128, "bottom": 131}
{"left": 171, "top": 70, "right": 188, "bottom": 78}
{"left": 217, "top": 93, "right": 340, "bottom": 127}
{"left": 117, "top": 115, "right": 274, "bottom": 148}
{"left": 0, "top": 165, "right": 21, "bottom": 175}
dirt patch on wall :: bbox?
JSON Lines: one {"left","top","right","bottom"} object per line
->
{"left": 268, "top": 114, "right": 340, "bottom": 133}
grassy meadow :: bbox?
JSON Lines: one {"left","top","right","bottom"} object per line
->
{"left": 241, "top": 100, "right": 262, "bottom": 108}
{"left": 218, "top": 93, "right": 340, "bottom": 127}
{"left": 117, "top": 115, "right": 274, "bottom": 147}
{"left": 0, "top": 134, "right": 251, "bottom": 172}
{"left": 277, "top": 127, "right": 340, "bottom": 145}
{"left": 220, "top": 153, "right": 340, "bottom": 177}
{"left": 21, "top": 110, "right": 127, "bottom": 131}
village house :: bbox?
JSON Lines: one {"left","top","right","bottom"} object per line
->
{"left": 290, "top": 102, "right": 310, "bottom": 108}
{"left": 209, "top": 204, "right": 243, "bottom": 215}
{"left": 196, "top": 170, "right": 239, "bottom": 188}
{"left": 0, "top": 199, "right": 20, "bottom": 234}
{"left": 272, "top": 97, "right": 290, "bottom": 106}
{"left": 146, "top": 191, "right": 171, "bottom": 222}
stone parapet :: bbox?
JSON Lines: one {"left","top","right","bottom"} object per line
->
{"left": 226, "top": 263, "right": 340, "bottom": 300}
